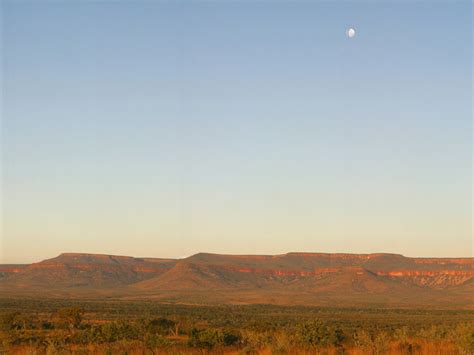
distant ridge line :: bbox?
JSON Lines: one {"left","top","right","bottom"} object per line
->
{"left": 1, "top": 251, "right": 472, "bottom": 308}
{"left": 49, "top": 251, "right": 474, "bottom": 261}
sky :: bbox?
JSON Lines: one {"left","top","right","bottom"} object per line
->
{"left": 0, "top": 1, "right": 472, "bottom": 263}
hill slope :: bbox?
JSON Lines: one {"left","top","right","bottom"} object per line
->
{"left": 1, "top": 252, "right": 472, "bottom": 308}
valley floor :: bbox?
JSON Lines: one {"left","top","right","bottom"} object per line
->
{"left": 0, "top": 299, "right": 473, "bottom": 354}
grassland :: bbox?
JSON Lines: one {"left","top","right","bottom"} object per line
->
{"left": 0, "top": 298, "right": 473, "bottom": 354}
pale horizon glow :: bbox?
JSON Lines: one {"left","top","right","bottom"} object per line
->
{"left": 1, "top": 1, "right": 472, "bottom": 263}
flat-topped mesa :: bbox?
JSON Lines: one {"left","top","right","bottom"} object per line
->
{"left": 28, "top": 262, "right": 167, "bottom": 274}
{"left": 2, "top": 252, "right": 473, "bottom": 296}
{"left": 189, "top": 252, "right": 273, "bottom": 262}
{"left": 54, "top": 253, "right": 145, "bottom": 264}
{"left": 200, "top": 264, "right": 368, "bottom": 278}
{"left": 225, "top": 254, "right": 274, "bottom": 260}
{"left": 222, "top": 266, "right": 316, "bottom": 277}
{"left": 0, "top": 253, "right": 179, "bottom": 287}
{"left": 59, "top": 252, "right": 128, "bottom": 258}
{"left": 414, "top": 258, "right": 474, "bottom": 266}
{"left": 376, "top": 269, "right": 474, "bottom": 287}
{"left": 28, "top": 262, "right": 69, "bottom": 270}
{"left": 42, "top": 253, "right": 175, "bottom": 266}
{"left": 0, "top": 265, "right": 27, "bottom": 276}
{"left": 285, "top": 252, "right": 403, "bottom": 258}
{"left": 376, "top": 270, "right": 474, "bottom": 277}
{"left": 59, "top": 252, "right": 115, "bottom": 258}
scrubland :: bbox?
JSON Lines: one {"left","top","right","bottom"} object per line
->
{"left": 0, "top": 299, "right": 473, "bottom": 354}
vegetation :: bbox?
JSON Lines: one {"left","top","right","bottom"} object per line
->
{"left": 0, "top": 298, "right": 473, "bottom": 354}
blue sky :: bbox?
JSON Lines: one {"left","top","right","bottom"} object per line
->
{"left": 1, "top": 1, "right": 472, "bottom": 263}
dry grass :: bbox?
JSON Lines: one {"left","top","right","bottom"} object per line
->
{"left": 3, "top": 340, "right": 464, "bottom": 355}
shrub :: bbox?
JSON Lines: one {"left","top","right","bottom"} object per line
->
{"left": 394, "top": 326, "right": 417, "bottom": 353}
{"left": 353, "top": 329, "right": 390, "bottom": 355}
{"left": 0, "top": 312, "right": 19, "bottom": 331}
{"left": 241, "top": 330, "right": 272, "bottom": 353}
{"left": 354, "top": 329, "right": 372, "bottom": 351}
{"left": 270, "top": 332, "right": 291, "bottom": 354}
{"left": 295, "top": 320, "right": 331, "bottom": 350}
{"left": 373, "top": 331, "right": 390, "bottom": 354}
{"left": 144, "top": 333, "right": 172, "bottom": 353}
{"left": 44, "top": 336, "right": 66, "bottom": 355}
{"left": 101, "top": 321, "right": 141, "bottom": 343}
{"left": 187, "top": 327, "right": 240, "bottom": 350}
{"left": 394, "top": 326, "right": 409, "bottom": 345}
{"left": 330, "top": 327, "right": 346, "bottom": 348}
{"left": 0, "top": 312, "right": 34, "bottom": 331}
{"left": 57, "top": 307, "right": 84, "bottom": 331}
{"left": 417, "top": 324, "right": 448, "bottom": 341}
{"left": 450, "top": 323, "right": 474, "bottom": 355}
{"left": 188, "top": 328, "right": 221, "bottom": 350}
{"left": 222, "top": 330, "right": 240, "bottom": 346}
{"left": 146, "top": 318, "right": 176, "bottom": 336}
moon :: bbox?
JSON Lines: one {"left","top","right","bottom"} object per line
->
{"left": 346, "top": 27, "right": 356, "bottom": 38}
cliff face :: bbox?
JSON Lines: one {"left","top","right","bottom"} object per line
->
{"left": 1, "top": 252, "right": 472, "bottom": 307}
{"left": 0, "top": 265, "right": 27, "bottom": 278}
{"left": 375, "top": 270, "right": 474, "bottom": 287}
{"left": 171, "top": 253, "right": 473, "bottom": 289}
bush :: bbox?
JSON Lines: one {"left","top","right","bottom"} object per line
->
{"left": 417, "top": 324, "right": 448, "bottom": 341}
{"left": 57, "top": 307, "right": 84, "bottom": 330}
{"left": 353, "top": 329, "right": 390, "bottom": 355}
{"left": 222, "top": 330, "right": 240, "bottom": 346}
{"left": 450, "top": 323, "right": 474, "bottom": 355}
{"left": 270, "top": 332, "right": 291, "bottom": 354}
{"left": 187, "top": 327, "right": 240, "bottom": 350}
{"left": 101, "top": 321, "right": 141, "bottom": 343}
{"left": 394, "top": 326, "right": 417, "bottom": 353}
{"left": 44, "top": 336, "right": 66, "bottom": 355}
{"left": 144, "top": 333, "right": 172, "bottom": 353}
{"left": 146, "top": 318, "right": 175, "bottom": 336}
{"left": 0, "top": 312, "right": 33, "bottom": 331}
{"left": 0, "top": 312, "right": 19, "bottom": 331}
{"left": 295, "top": 320, "right": 331, "bottom": 350}
{"left": 394, "top": 326, "right": 409, "bottom": 345}
{"left": 241, "top": 330, "right": 272, "bottom": 353}
{"left": 373, "top": 331, "right": 390, "bottom": 354}
{"left": 330, "top": 327, "right": 346, "bottom": 348}
{"left": 72, "top": 325, "right": 104, "bottom": 344}
{"left": 188, "top": 328, "right": 221, "bottom": 350}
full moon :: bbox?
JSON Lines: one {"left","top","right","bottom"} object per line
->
{"left": 346, "top": 27, "right": 356, "bottom": 38}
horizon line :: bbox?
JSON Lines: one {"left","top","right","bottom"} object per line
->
{"left": 3, "top": 250, "right": 473, "bottom": 265}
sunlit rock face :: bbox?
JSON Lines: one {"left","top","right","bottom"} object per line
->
{"left": 0, "top": 265, "right": 27, "bottom": 278}
{"left": 0, "top": 252, "right": 472, "bottom": 306}
{"left": 375, "top": 270, "right": 474, "bottom": 287}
